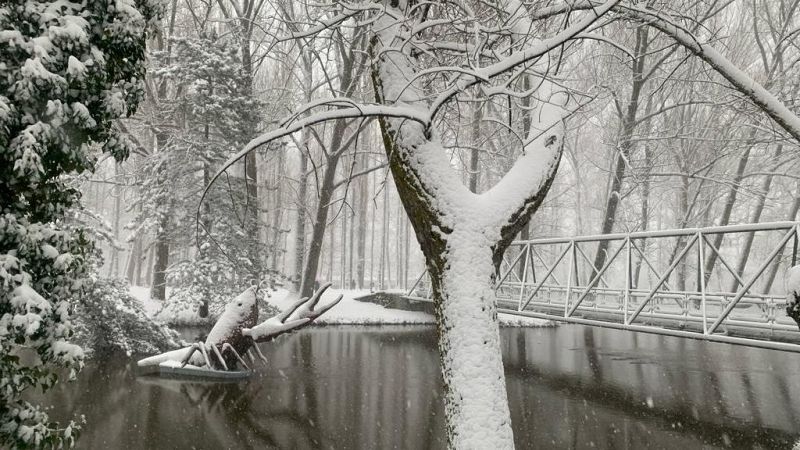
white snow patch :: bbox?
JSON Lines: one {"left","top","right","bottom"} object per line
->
{"left": 66, "top": 55, "right": 86, "bottom": 79}
{"left": 266, "top": 289, "right": 433, "bottom": 325}
{"left": 205, "top": 288, "right": 257, "bottom": 344}
{"left": 40, "top": 244, "right": 59, "bottom": 259}
{"left": 129, "top": 285, "right": 168, "bottom": 317}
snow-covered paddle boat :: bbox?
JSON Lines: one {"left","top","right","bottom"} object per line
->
{"left": 137, "top": 283, "right": 342, "bottom": 381}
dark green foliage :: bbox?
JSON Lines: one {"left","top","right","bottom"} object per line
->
{"left": 0, "top": 1, "right": 160, "bottom": 447}
{"left": 73, "top": 277, "right": 179, "bottom": 356}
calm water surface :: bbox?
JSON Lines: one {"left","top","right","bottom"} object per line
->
{"left": 37, "top": 325, "right": 800, "bottom": 449}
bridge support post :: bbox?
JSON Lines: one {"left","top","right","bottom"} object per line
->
{"left": 564, "top": 240, "right": 575, "bottom": 317}
{"left": 698, "top": 231, "right": 708, "bottom": 334}
{"left": 624, "top": 237, "right": 631, "bottom": 324}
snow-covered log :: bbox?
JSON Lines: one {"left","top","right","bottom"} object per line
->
{"left": 138, "top": 284, "right": 342, "bottom": 371}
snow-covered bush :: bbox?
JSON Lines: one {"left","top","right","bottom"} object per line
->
{"left": 157, "top": 245, "right": 281, "bottom": 325}
{"left": 0, "top": 0, "right": 159, "bottom": 447}
{"left": 156, "top": 251, "right": 241, "bottom": 325}
{"left": 128, "top": 32, "right": 278, "bottom": 320}
{"left": 73, "top": 277, "right": 179, "bottom": 356}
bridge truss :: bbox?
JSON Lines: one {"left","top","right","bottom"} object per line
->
{"left": 407, "top": 222, "right": 800, "bottom": 352}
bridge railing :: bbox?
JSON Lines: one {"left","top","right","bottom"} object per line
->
{"left": 407, "top": 222, "right": 800, "bottom": 350}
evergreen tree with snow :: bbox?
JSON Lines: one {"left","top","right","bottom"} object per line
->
{"left": 0, "top": 1, "right": 159, "bottom": 446}
{"left": 128, "top": 32, "right": 272, "bottom": 323}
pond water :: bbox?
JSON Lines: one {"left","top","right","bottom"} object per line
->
{"left": 36, "top": 325, "right": 800, "bottom": 449}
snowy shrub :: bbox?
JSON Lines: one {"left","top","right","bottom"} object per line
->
{"left": 156, "top": 246, "right": 280, "bottom": 325}
{"left": 73, "top": 278, "right": 179, "bottom": 356}
{"left": 156, "top": 255, "right": 239, "bottom": 325}
{"left": 0, "top": 0, "right": 160, "bottom": 447}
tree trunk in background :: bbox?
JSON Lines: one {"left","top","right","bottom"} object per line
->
{"left": 238, "top": 14, "right": 262, "bottom": 278}
{"left": 349, "top": 182, "right": 356, "bottom": 289}
{"left": 379, "top": 177, "right": 388, "bottom": 290}
{"left": 327, "top": 217, "right": 334, "bottom": 284}
{"left": 296, "top": 27, "right": 362, "bottom": 296}
{"left": 299, "top": 119, "right": 349, "bottom": 297}
{"left": 385, "top": 184, "right": 392, "bottom": 288}
{"left": 244, "top": 151, "right": 260, "bottom": 273}
{"left": 151, "top": 130, "right": 170, "bottom": 301}
{"left": 270, "top": 152, "right": 285, "bottom": 273}
{"left": 469, "top": 104, "right": 481, "bottom": 193}
{"left": 356, "top": 152, "right": 369, "bottom": 289}
{"left": 292, "top": 50, "right": 313, "bottom": 291}
{"left": 126, "top": 234, "right": 142, "bottom": 284}
{"left": 703, "top": 140, "right": 753, "bottom": 283}
{"left": 144, "top": 245, "right": 153, "bottom": 286}
{"left": 732, "top": 145, "right": 783, "bottom": 291}
{"left": 632, "top": 145, "right": 651, "bottom": 289}
{"left": 135, "top": 239, "right": 145, "bottom": 285}
{"left": 341, "top": 199, "right": 347, "bottom": 288}
{"left": 395, "top": 199, "right": 401, "bottom": 286}
{"left": 369, "top": 170, "right": 376, "bottom": 290}
{"left": 151, "top": 221, "right": 169, "bottom": 301}
{"left": 592, "top": 26, "right": 648, "bottom": 279}
{"left": 676, "top": 175, "right": 690, "bottom": 291}
{"left": 108, "top": 163, "right": 122, "bottom": 278}
{"left": 293, "top": 148, "right": 308, "bottom": 290}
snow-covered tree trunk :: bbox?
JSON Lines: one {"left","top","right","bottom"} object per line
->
{"left": 430, "top": 236, "right": 514, "bottom": 447}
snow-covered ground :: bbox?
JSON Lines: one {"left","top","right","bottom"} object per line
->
{"left": 267, "top": 288, "right": 433, "bottom": 325}
{"left": 129, "top": 285, "right": 166, "bottom": 317}
{"left": 129, "top": 285, "right": 553, "bottom": 327}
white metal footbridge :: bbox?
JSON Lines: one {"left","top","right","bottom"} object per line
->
{"left": 406, "top": 221, "right": 800, "bottom": 352}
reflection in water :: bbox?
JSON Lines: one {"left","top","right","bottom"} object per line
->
{"left": 502, "top": 326, "right": 800, "bottom": 449}
{"left": 34, "top": 325, "right": 800, "bottom": 449}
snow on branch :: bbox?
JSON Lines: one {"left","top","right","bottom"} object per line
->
{"left": 538, "top": 0, "right": 800, "bottom": 144}
{"left": 619, "top": 4, "right": 800, "bottom": 144}
{"left": 196, "top": 102, "right": 427, "bottom": 239}
{"left": 425, "top": 0, "right": 619, "bottom": 121}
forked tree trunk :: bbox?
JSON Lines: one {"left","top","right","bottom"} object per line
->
{"left": 368, "top": 3, "right": 575, "bottom": 446}
{"left": 372, "top": 74, "right": 561, "bottom": 450}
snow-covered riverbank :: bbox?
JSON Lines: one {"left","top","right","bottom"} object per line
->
{"left": 129, "top": 285, "right": 553, "bottom": 327}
